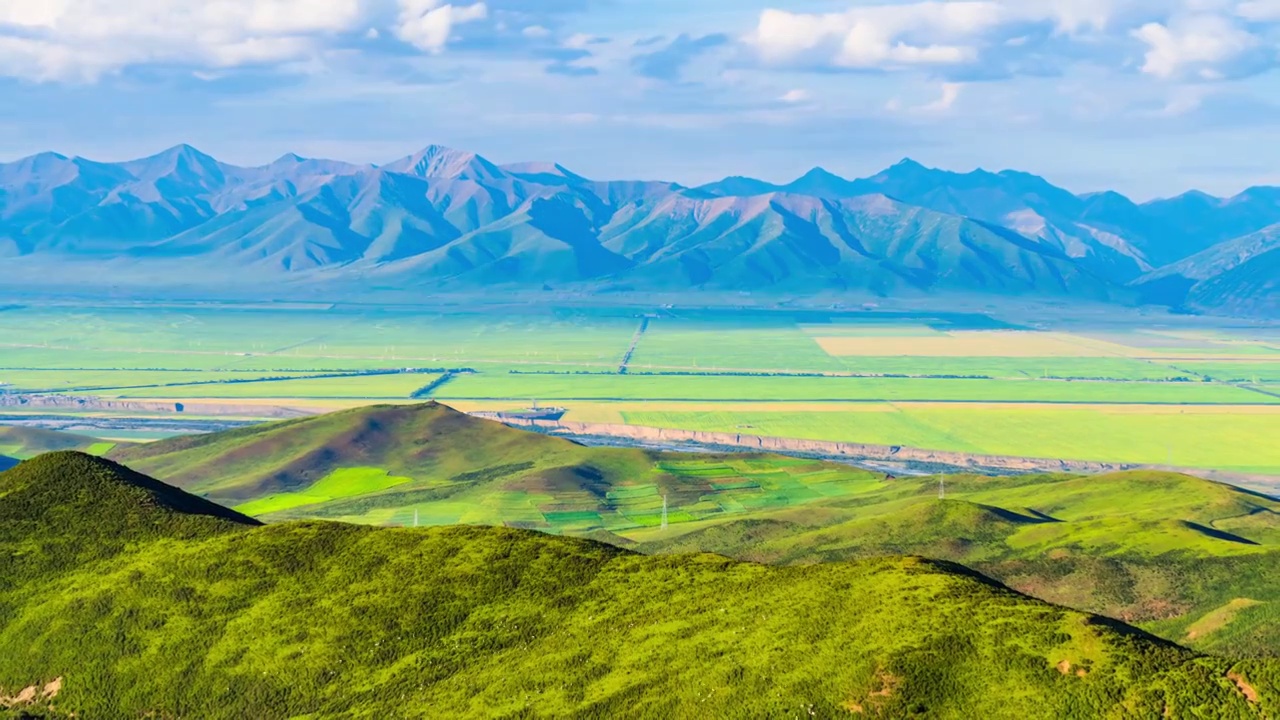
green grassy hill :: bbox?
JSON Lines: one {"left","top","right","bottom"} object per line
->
{"left": 107, "top": 403, "right": 1280, "bottom": 657}
{"left": 0, "top": 426, "right": 117, "bottom": 460}
{"left": 108, "top": 402, "right": 888, "bottom": 530}
{"left": 640, "top": 471, "right": 1280, "bottom": 657}
{"left": 0, "top": 453, "right": 1275, "bottom": 719}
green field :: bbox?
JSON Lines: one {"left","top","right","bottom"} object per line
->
{"left": 83, "top": 373, "right": 443, "bottom": 399}
{"left": 233, "top": 467, "right": 416, "bottom": 515}
{"left": 3, "top": 304, "right": 1279, "bottom": 476}
{"left": 436, "top": 373, "right": 1274, "bottom": 404}
{"left": 620, "top": 406, "right": 1280, "bottom": 474}
{"left": 4, "top": 453, "right": 1272, "bottom": 718}
{"left": 0, "top": 369, "right": 317, "bottom": 392}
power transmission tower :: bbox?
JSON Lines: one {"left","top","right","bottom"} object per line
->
{"left": 939, "top": 474, "right": 946, "bottom": 501}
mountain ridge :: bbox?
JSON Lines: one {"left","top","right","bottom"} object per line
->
{"left": 1, "top": 144, "right": 1275, "bottom": 315}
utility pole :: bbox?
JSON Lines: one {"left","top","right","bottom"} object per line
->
{"left": 661, "top": 495, "right": 669, "bottom": 531}
{"left": 413, "top": 508, "right": 419, "bottom": 528}
{"left": 939, "top": 474, "right": 946, "bottom": 501}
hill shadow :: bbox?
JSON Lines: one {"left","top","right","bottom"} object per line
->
{"left": 1182, "top": 521, "right": 1260, "bottom": 546}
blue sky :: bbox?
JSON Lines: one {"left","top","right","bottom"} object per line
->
{"left": 3, "top": 0, "right": 1280, "bottom": 199}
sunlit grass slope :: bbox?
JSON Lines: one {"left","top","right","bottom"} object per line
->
{"left": 640, "top": 470, "right": 1280, "bottom": 657}
{"left": 0, "top": 453, "right": 1274, "bottom": 719}
{"left": 107, "top": 403, "right": 887, "bottom": 531}
{"left": 106, "top": 403, "right": 1280, "bottom": 656}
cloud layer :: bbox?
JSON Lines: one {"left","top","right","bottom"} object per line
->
{"left": 0, "top": 0, "right": 375, "bottom": 81}
{"left": 748, "top": 0, "right": 1280, "bottom": 81}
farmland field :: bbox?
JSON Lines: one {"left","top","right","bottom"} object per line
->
{"left": 620, "top": 404, "right": 1280, "bottom": 475}
{"left": 1, "top": 302, "right": 1277, "bottom": 475}
{"left": 76, "top": 373, "right": 444, "bottom": 399}
{"left": 433, "top": 373, "right": 1274, "bottom": 404}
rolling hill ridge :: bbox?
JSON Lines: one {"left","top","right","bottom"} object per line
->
{"left": 0, "top": 451, "right": 1275, "bottom": 718}
{"left": 107, "top": 402, "right": 1280, "bottom": 657}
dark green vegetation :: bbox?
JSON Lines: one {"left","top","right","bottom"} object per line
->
{"left": 1, "top": 452, "right": 1276, "bottom": 718}
{"left": 106, "top": 403, "right": 1280, "bottom": 658}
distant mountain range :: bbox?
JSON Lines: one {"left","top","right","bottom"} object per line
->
{"left": 1, "top": 144, "right": 1277, "bottom": 315}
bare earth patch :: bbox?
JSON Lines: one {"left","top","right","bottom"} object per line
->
{"left": 1228, "top": 672, "right": 1259, "bottom": 704}
{"left": 1186, "top": 598, "right": 1262, "bottom": 640}
{"left": 0, "top": 677, "right": 62, "bottom": 708}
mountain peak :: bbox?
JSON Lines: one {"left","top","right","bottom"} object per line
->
{"left": 783, "top": 166, "right": 859, "bottom": 197}
{"left": 796, "top": 166, "right": 846, "bottom": 181}
{"left": 889, "top": 157, "right": 929, "bottom": 171}
{"left": 0, "top": 151, "right": 72, "bottom": 174}
{"left": 383, "top": 145, "right": 506, "bottom": 182}
{"left": 152, "top": 143, "right": 214, "bottom": 162}
{"left": 121, "top": 143, "right": 225, "bottom": 183}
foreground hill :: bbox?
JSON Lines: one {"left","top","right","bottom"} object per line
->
{"left": 0, "top": 453, "right": 1274, "bottom": 718}
{"left": 108, "top": 403, "right": 1280, "bottom": 656}
{"left": 5, "top": 143, "right": 1278, "bottom": 313}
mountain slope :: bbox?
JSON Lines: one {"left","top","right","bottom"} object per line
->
{"left": 1, "top": 144, "right": 1276, "bottom": 313}
{"left": 0, "top": 452, "right": 258, "bottom": 586}
{"left": 0, "top": 452, "right": 1273, "bottom": 718}
{"left": 1136, "top": 224, "right": 1280, "bottom": 316}
{"left": 594, "top": 192, "right": 1117, "bottom": 296}
{"left": 639, "top": 469, "right": 1280, "bottom": 657}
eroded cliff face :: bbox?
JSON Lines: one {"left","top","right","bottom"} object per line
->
{"left": 475, "top": 413, "right": 1130, "bottom": 474}
{"left": 0, "top": 394, "right": 311, "bottom": 419}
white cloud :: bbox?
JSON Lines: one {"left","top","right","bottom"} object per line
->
{"left": 748, "top": 1, "right": 1279, "bottom": 81}
{"left": 920, "top": 82, "right": 964, "bottom": 111}
{"left": 522, "top": 25, "right": 552, "bottom": 39}
{"left": 886, "top": 81, "right": 965, "bottom": 114}
{"left": 749, "top": 1, "right": 1123, "bottom": 70}
{"left": 564, "top": 33, "right": 602, "bottom": 49}
{"left": 0, "top": 0, "right": 366, "bottom": 81}
{"left": 779, "top": 88, "right": 810, "bottom": 103}
{"left": 395, "top": 0, "right": 488, "bottom": 54}
{"left": 1237, "top": 0, "right": 1280, "bottom": 21}
{"left": 1133, "top": 14, "right": 1259, "bottom": 79}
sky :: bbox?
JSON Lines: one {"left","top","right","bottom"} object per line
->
{"left": 3, "top": 0, "right": 1280, "bottom": 200}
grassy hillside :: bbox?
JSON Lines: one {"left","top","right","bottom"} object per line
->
{"left": 639, "top": 471, "right": 1280, "bottom": 657}
{"left": 108, "top": 403, "right": 1280, "bottom": 657}
{"left": 0, "top": 426, "right": 117, "bottom": 460}
{"left": 108, "top": 403, "right": 888, "bottom": 531}
{"left": 0, "top": 453, "right": 1275, "bottom": 719}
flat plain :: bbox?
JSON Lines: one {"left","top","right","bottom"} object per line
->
{"left": 2, "top": 302, "right": 1277, "bottom": 475}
